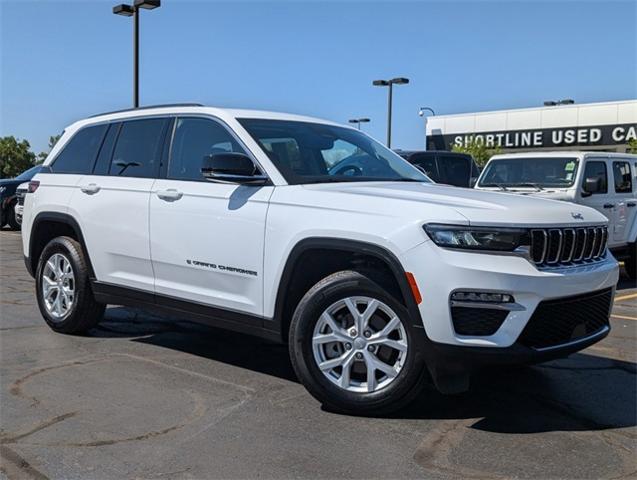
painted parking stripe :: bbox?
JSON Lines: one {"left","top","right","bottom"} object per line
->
{"left": 614, "top": 292, "right": 637, "bottom": 302}
{"left": 612, "top": 314, "right": 637, "bottom": 321}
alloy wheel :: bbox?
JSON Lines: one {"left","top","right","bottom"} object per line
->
{"left": 41, "top": 253, "right": 75, "bottom": 321}
{"left": 312, "top": 296, "right": 408, "bottom": 393}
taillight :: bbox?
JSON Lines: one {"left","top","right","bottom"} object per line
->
{"left": 28, "top": 181, "right": 40, "bottom": 193}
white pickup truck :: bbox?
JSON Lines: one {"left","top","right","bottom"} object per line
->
{"left": 476, "top": 151, "right": 637, "bottom": 279}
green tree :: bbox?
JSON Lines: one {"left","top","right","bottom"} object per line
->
{"left": 0, "top": 136, "right": 36, "bottom": 178}
{"left": 451, "top": 136, "right": 502, "bottom": 167}
{"left": 627, "top": 138, "right": 637, "bottom": 154}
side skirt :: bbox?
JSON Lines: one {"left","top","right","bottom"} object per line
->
{"left": 91, "top": 281, "right": 282, "bottom": 343}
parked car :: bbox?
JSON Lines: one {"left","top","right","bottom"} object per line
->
{"left": 394, "top": 150, "right": 480, "bottom": 187}
{"left": 22, "top": 104, "right": 617, "bottom": 414}
{"left": 0, "top": 165, "right": 42, "bottom": 230}
{"left": 14, "top": 182, "right": 29, "bottom": 226}
{"left": 475, "top": 151, "right": 637, "bottom": 279}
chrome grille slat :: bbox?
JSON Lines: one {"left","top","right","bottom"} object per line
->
{"left": 561, "top": 228, "right": 576, "bottom": 263}
{"left": 530, "top": 225, "right": 607, "bottom": 268}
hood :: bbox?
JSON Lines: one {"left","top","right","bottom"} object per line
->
{"left": 301, "top": 182, "right": 607, "bottom": 227}
{"left": 0, "top": 178, "right": 21, "bottom": 186}
{"left": 0, "top": 178, "right": 21, "bottom": 197}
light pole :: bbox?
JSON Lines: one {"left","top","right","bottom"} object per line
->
{"left": 373, "top": 77, "right": 409, "bottom": 148}
{"left": 348, "top": 118, "right": 371, "bottom": 130}
{"left": 113, "top": 0, "right": 161, "bottom": 108}
{"left": 418, "top": 106, "right": 435, "bottom": 150}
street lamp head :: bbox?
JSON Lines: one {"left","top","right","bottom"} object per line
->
{"left": 418, "top": 106, "right": 435, "bottom": 117}
{"left": 348, "top": 119, "right": 359, "bottom": 124}
{"left": 373, "top": 80, "right": 390, "bottom": 87}
{"left": 543, "top": 100, "right": 558, "bottom": 106}
{"left": 113, "top": 3, "right": 134, "bottom": 16}
{"left": 390, "top": 77, "right": 409, "bottom": 85}
{"left": 359, "top": 118, "right": 370, "bottom": 123}
{"left": 134, "top": 0, "right": 160, "bottom": 9}
{"left": 559, "top": 98, "right": 575, "bottom": 105}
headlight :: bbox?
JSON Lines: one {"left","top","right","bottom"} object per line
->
{"left": 424, "top": 224, "right": 530, "bottom": 251}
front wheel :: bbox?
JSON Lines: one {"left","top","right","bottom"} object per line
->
{"left": 7, "top": 204, "right": 20, "bottom": 230}
{"left": 289, "top": 270, "right": 427, "bottom": 415}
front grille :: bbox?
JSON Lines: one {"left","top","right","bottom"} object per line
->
{"left": 16, "top": 189, "right": 27, "bottom": 206}
{"left": 530, "top": 226, "right": 607, "bottom": 267}
{"left": 518, "top": 288, "right": 612, "bottom": 349}
{"left": 451, "top": 307, "right": 509, "bottom": 336}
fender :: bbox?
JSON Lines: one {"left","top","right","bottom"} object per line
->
{"left": 27, "top": 211, "right": 95, "bottom": 278}
{"left": 272, "top": 237, "right": 424, "bottom": 330}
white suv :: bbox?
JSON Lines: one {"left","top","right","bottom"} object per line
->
{"left": 21, "top": 104, "right": 619, "bottom": 414}
{"left": 475, "top": 151, "right": 637, "bottom": 279}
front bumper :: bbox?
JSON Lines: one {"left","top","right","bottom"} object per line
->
{"left": 15, "top": 204, "right": 23, "bottom": 224}
{"left": 401, "top": 241, "right": 618, "bottom": 393}
{"left": 401, "top": 241, "right": 619, "bottom": 348}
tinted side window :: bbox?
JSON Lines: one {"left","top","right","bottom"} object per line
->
{"left": 169, "top": 117, "right": 246, "bottom": 181}
{"left": 51, "top": 124, "right": 108, "bottom": 174}
{"left": 613, "top": 161, "right": 632, "bottom": 193}
{"left": 583, "top": 161, "right": 608, "bottom": 194}
{"left": 409, "top": 154, "right": 439, "bottom": 182}
{"left": 110, "top": 118, "right": 168, "bottom": 178}
{"left": 93, "top": 123, "right": 120, "bottom": 175}
{"left": 438, "top": 155, "right": 471, "bottom": 187}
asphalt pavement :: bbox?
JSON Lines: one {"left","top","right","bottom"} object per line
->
{"left": 1, "top": 228, "right": 635, "bottom": 479}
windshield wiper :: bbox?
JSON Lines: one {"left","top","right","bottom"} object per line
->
{"left": 509, "top": 183, "right": 544, "bottom": 191}
{"left": 480, "top": 183, "right": 508, "bottom": 191}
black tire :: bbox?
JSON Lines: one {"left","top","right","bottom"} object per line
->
{"left": 289, "top": 270, "right": 427, "bottom": 415}
{"left": 6, "top": 204, "right": 20, "bottom": 230}
{"left": 35, "top": 236, "right": 105, "bottom": 334}
{"left": 624, "top": 242, "right": 636, "bottom": 281}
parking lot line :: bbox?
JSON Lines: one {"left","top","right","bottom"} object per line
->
{"left": 611, "top": 314, "right": 637, "bottom": 321}
{"left": 614, "top": 292, "right": 637, "bottom": 302}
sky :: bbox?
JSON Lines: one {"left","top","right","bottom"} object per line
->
{"left": 1, "top": 0, "right": 636, "bottom": 154}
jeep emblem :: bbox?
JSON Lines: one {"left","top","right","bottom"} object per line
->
{"left": 571, "top": 212, "right": 584, "bottom": 220}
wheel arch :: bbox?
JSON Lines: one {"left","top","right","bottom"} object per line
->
{"left": 27, "top": 212, "right": 94, "bottom": 279}
{"left": 273, "top": 237, "right": 424, "bottom": 343}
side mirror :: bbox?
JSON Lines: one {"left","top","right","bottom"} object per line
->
{"left": 582, "top": 176, "right": 601, "bottom": 197}
{"left": 201, "top": 153, "right": 268, "bottom": 185}
{"left": 469, "top": 177, "right": 478, "bottom": 188}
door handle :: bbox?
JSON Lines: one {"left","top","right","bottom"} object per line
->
{"left": 156, "top": 189, "right": 183, "bottom": 202}
{"left": 603, "top": 203, "right": 615, "bottom": 209}
{"left": 80, "top": 183, "right": 100, "bottom": 195}
{"left": 627, "top": 202, "right": 636, "bottom": 207}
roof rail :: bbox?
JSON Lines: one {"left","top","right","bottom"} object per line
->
{"left": 90, "top": 103, "right": 204, "bottom": 118}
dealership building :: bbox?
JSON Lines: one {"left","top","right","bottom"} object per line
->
{"left": 426, "top": 99, "right": 637, "bottom": 153}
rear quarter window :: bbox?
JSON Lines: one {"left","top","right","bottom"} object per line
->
{"left": 50, "top": 124, "right": 108, "bottom": 174}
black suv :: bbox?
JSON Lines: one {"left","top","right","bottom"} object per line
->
{"left": 395, "top": 150, "right": 480, "bottom": 188}
{"left": 0, "top": 165, "right": 42, "bottom": 230}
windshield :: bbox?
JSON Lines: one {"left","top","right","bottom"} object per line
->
{"left": 15, "top": 165, "right": 42, "bottom": 181}
{"left": 238, "top": 119, "right": 431, "bottom": 185}
{"left": 478, "top": 157, "right": 579, "bottom": 189}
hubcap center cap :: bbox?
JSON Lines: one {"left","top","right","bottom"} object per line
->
{"left": 354, "top": 337, "right": 366, "bottom": 350}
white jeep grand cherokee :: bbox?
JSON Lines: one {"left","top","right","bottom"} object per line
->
{"left": 21, "top": 104, "right": 619, "bottom": 414}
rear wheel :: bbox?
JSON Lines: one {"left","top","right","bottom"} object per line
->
{"left": 35, "top": 236, "right": 104, "bottom": 334}
{"left": 289, "top": 270, "right": 426, "bottom": 415}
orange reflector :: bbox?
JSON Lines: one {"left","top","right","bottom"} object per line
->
{"left": 405, "top": 272, "right": 422, "bottom": 304}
